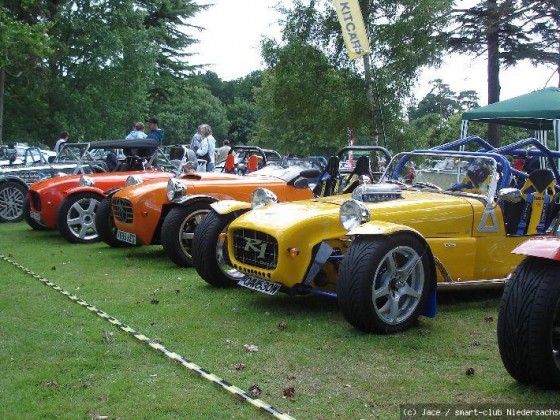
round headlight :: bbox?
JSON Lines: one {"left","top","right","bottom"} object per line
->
{"left": 166, "top": 178, "right": 186, "bottom": 201}
{"left": 79, "top": 175, "right": 95, "bottom": 187}
{"left": 251, "top": 188, "right": 278, "bottom": 209}
{"left": 126, "top": 175, "right": 144, "bottom": 186}
{"left": 339, "top": 199, "right": 371, "bottom": 231}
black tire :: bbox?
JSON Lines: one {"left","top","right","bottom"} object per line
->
{"left": 0, "top": 181, "right": 27, "bottom": 222}
{"left": 192, "top": 210, "right": 245, "bottom": 287}
{"left": 24, "top": 198, "right": 51, "bottom": 231}
{"left": 337, "top": 234, "right": 431, "bottom": 334}
{"left": 161, "top": 202, "right": 212, "bottom": 267}
{"left": 95, "top": 197, "right": 135, "bottom": 247}
{"left": 57, "top": 192, "right": 102, "bottom": 244}
{"left": 497, "top": 256, "right": 560, "bottom": 389}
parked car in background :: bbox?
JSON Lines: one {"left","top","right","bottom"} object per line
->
{"left": 192, "top": 137, "right": 560, "bottom": 334}
{"left": 497, "top": 234, "right": 560, "bottom": 390}
{"left": 0, "top": 145, "right": 81, "bottom": 223}
{"left": 26, "top": 139, "right": 191, "bottom": 243}
{"left": 0, "top": 143, "right": 56, "bottom": 166}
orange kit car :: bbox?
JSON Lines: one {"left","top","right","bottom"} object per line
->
{"left": 96, "top": 163, "right": 322, "bottom": 267}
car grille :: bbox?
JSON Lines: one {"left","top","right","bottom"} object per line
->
{"left": 232, "top": 229, "right": 278, "bottom": 270}
{"left": 30, "top": 191, "right": 41, "bottom": 211}
{"left": 112, "top": 198, "right": 133, "bottom": 224}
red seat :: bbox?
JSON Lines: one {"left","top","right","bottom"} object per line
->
{"left": 247, "top": 155, "right": 259, "bottom": 173}
{"left": 224, "top": 153, "right": 235, "bottom": 173}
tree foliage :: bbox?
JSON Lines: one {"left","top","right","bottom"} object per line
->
{"left": 409, "top": 79, "right": 480, "bottom": 120}
{"left": 447, "top": 0, "right": 559, "bottom": 145}
{"left": 254, "top": 40, "right": 372, "bottom": 156}
{"left": 256, "top": 0, "right": 452, "bottom": 153}
{"left": 1, "top": 0, "right": 203, "bottom": 146}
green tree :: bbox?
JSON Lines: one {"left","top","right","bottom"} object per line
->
{"left": 277, "top": 0, "right": 452, "bottom": 146}
{"left": 225, "top": 99, "right": 258, "bottom": 145}
{"left": 0, "top": 5, "right": 50, "bottom": 143}
{"left": 2, "top": 0, "right": 203, "bottom": 145}
{"left": 409, "top": 79, "right": 460, "bottom": 120}
{"left": 447, "top": 0, "right": 559, "bottom": 145}
{"left": 158, "top": 82, "right": 229, "bottom": 145}
{"left": 519, "top": 0, "right": 559, "bottom": 87}
{"left": 255, "top": 40, "right": 371, "bottom": 155}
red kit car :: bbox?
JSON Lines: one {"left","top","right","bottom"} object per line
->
{"left": 26, "top": 140, "right": 190, "bottom": 243}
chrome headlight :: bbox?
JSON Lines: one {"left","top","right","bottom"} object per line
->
{"left": 339, "top": 199, "right": 371, "bottom": 231}
{"left": 166, "top": 178, "right": 186, "bottom": 201}
{"left": 251, "top": 188, "right": 278, "bottom": 209}
{"left": 126, "top": 175, "right": 144, "bottom": 186}
{"left": 79, "top": 175, "right": 95, "bottom": 187}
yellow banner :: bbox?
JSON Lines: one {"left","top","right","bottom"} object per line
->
{"left": 332, "top": 0, "right": 370, "bottom": 60}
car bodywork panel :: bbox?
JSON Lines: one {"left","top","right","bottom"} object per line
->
{"left": 512, "top": 236, "right": 560, "bottom": 260}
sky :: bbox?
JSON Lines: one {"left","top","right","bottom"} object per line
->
{"left": 187, "top": 0, "right": 557, "bottom": 105}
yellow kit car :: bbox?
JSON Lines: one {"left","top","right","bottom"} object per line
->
{"left": 192, "top": 139, "right": 560, "bottom": 334}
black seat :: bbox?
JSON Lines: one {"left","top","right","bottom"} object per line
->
{"left": 313, "top": 156, "right": 340, "bottom": 197}
{"left": 505, "top": 169, "right": 557, "bottom": 235}
{"left": 338, "top": 155, "right": 373, "bottom": 194}
{"left": 168, "top": 146, "right": 186, "bottom": 161}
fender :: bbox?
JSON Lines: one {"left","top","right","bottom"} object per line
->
{"left": 348, "top": 220, "right": 423, "bottom": 237}
{"left": 0, "top": 175, "right": 29, "bottom": 190}
{"left": 103, "top": 187, "right": 122, "bottom": 197}
{"left": 63, "top": 186, "right": 106, "bottom": 197}
{"left": 173, "top": 194, "right": 219, "bottom": 207}
{"left": 210, "top": 199, "right": 251, "bottom": 215}
{"left": 348, "top": 220, "right": 438, "bottom": 318}
{"left": 512, "top": 236, "right": 560, "bottom": 261}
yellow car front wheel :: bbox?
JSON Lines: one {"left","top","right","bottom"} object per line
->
{"left": 337, "top": 233, "right": 431, "bottom": 334}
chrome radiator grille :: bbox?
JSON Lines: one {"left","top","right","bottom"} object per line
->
{"left": 232, "top": 229, "right": 278, "bottom": 270}
{"left": 112, "top": 198, "right": 133, "bottom": 224}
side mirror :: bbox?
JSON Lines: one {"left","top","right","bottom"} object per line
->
{"left": 498, "top": 187, "right": 522, "bottom": 203}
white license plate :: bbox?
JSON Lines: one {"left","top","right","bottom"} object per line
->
{"left": 116, "top": 230, "right": 136, "bottom": 245}
{"left": 238, "top": 277, "right": 282, "bottom": 296}
{"left": 30, "top": 211, "right": 41, "bottom": 222}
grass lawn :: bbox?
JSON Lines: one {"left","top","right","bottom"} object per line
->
{"left": 0, "top": 222, "right": 557, "bottom": 419}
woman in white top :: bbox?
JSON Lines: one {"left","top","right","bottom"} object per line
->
{"left": 196, "top": 124, "right": 216, "bottom": 172}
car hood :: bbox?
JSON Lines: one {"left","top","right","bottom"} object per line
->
{"left": 113, "top": 171, "right": 287, "bottom": 202}
{"left": 231, "top": 190, "right": 479, "bottom": 238}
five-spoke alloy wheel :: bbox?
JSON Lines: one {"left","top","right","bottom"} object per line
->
{"left": 57, "top": 192, "right": 103, "bottom": 243}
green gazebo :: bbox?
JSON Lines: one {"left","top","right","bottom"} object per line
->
{"left": 460, "top": 87, "right": 560, "bottom": 149}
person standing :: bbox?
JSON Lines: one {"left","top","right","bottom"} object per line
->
{"left": 215, "top": 139, "right": 231, "bottom": 163}
{"left": 146, "top": 117, "right": 164, "bottom": 145}
{"left": 126, "top": 122, "right": 147, "bottom": 140}
{"left": 54, "top": 131, "right": 69, "bottom": 154}
{"left": 196, "top": 124, "right": 216, "bottom": 172}
{"left": 190, "top": 125, "right": 202, "bottom": 152}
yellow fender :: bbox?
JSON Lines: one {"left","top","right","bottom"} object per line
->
{"left": 210, "top": 199, "right": 251, "bottom": 215}
{"left": 348, "top": 220, "right": 423, "bottom": 237}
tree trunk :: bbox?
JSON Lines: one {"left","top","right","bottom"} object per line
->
{"left": 363, "top": 54, "right": 379, "bottom": 146}
{"left": 486, "top": 0, "right": 501, "bottom": 147}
